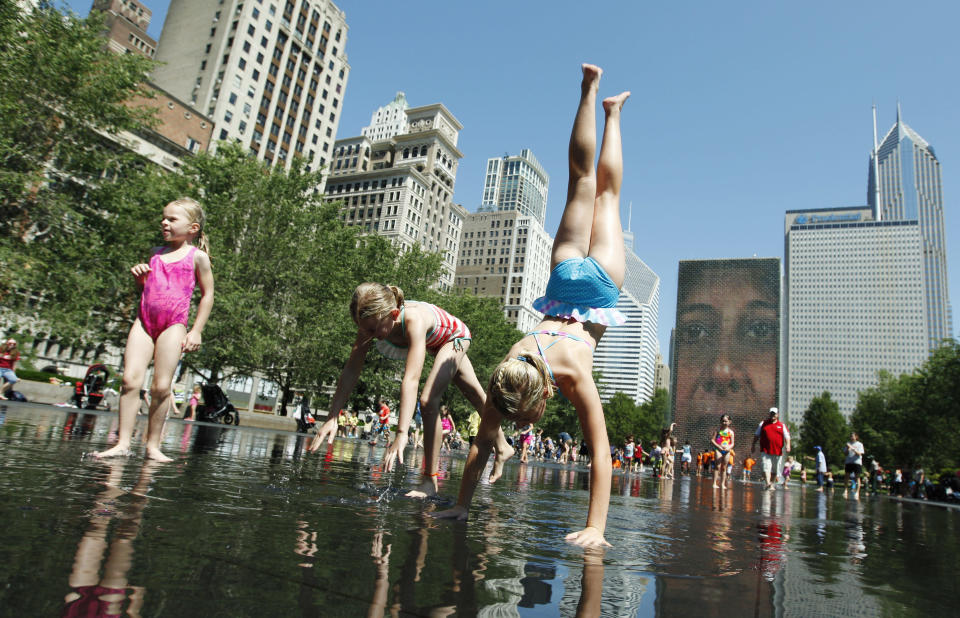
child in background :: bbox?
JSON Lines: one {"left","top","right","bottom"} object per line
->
{"left": 712, "top": 414, "right": 735, "bottom": 489}
{"left": 96, "top": 198, "right": 214, "bottom": 461}
{"left": 184, "top": 384, "right": 201, "bottom": 421}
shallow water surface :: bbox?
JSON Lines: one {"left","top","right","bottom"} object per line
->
{"left": 0, "top": 403, "right": 956, "bottom": 616}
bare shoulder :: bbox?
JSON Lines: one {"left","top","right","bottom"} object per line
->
{"left": 193, "top": 249, "right": 212, "bottom": 268}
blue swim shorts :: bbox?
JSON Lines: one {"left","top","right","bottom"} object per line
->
{"left": 532, "top": 257, "right": 626, "bottom": 326}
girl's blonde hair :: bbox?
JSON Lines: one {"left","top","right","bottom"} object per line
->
{"left": 168, "top": 197, "right": 210, "bottom": 254}
{"left": 350, "top": 282, "right": 404, "bottom": 323}
{"left": 487, "top": 354, "right": 555, "bottom": 420}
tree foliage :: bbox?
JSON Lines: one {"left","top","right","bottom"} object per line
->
{"left": 797, "top": 391, "right": 848, "bottom": 466}
{"left": 850, "top": 340, "right": 960, "bottom": 470}
{"left": 0, "top": 3, "right": 156, "bottom": 334}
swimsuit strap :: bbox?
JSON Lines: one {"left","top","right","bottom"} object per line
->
{"left": 528, "top": 333, "right": 556, "bottom": 385}
{"left": 525, "top": 330, "right": 594, "bottom": 351}
{"left": 399, "top": 305, "right": 406, "bottom": 339}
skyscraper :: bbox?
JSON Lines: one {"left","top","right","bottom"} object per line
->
{"left": 479, "top": 150, "right": 549, "bottom": 225}
{"left": 326, "top": 103, "right": 466, "bottom": 290}
{"left": 868, "top": 108, "right": 953, "bottom": 351}
{"left": 593, "top": 230, "right": 660, "bottom": 404}
{"left": 153, "top": 0, "right": 349, "bottom": 177}
{"left": 454, "top": 209, "right": 553, "bottom": 332}
{"left": 783, "top": 206, "right": 927, "bottom": 419}
{"left": 91, "top": 0, "right": 214, "bottom": 170}
{"left": 361, "top": 92, "right": 408, "bottom": 142}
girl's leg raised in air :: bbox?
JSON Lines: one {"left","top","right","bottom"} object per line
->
{"left": 551, "top": 63, "right": 602, "bottom": 269}
{"left": 587, "top": 91, "right": 630, "bottom": 288}
{"left": 451, "top": 354, "right": 515, "bottom": 483}
{"left": 95, "top": 320, "right": 154, "bottom": 458}
{"left": 143, "top": 324, "right": 186, "bottom": 462}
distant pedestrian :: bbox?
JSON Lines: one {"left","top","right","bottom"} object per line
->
{"left": 0, "top": 339, "right": 21, "bottom": 400}
{"left": 843, "top": 432, "right": 865, "bottom": 500}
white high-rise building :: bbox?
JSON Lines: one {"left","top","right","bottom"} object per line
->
{"left": 455, "top": 210, "right": 553, "bottom": 332}
{"left": 479, "top": 150, "right": 549, "bottom": 225}
{"left": 868, "top": 107, "right": 953, "bottom": 351}
{"left": 361, "top": 92, "right": 409, "bottom": 142}
{"left": 783, "top": 206, "right": 927, "bottom": 420}
{"left": 593, "top": 231, "right": 660, "bottom": 404}
{"left": 152, "top": 0, "right": 349, "bottom": 179}
{"left": 326, "top": 103, "right": 465, "bottom": 290}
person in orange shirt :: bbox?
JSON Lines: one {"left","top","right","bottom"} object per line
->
{"left": 743, "top": 456, "right": 756, "bottom": 481}
{"left": 696, "top": 452, "right": 703, "bottom": 476}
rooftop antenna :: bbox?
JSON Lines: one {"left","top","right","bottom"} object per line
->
{"left": 873, "top": 103, "right": 882, "bottom": 221}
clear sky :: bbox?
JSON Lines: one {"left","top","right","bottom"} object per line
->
{"left": 65, "top": 0, "right": 960, "bottom": 356}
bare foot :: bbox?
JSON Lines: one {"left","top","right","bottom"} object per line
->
{"left": 489, "top": 442, "right": 515, "bottom": 484}
{"left": 713, "top": 483, "right": 720, "bottom": 489}
{"left": 581, "top": 63, "right": 603, "bottom": 88}
{"left": 603, "top": 91, "right": 631, "bottom": 113}
{"left": 94, "top": 444, "right": 133, "bottom": 459}
{"left": 145, "top": 446, "right": 173, "bottom": 463}
{"left": 405, "top": 478, "right": 438, "bottom": 499}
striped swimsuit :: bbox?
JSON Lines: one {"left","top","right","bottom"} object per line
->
{"left": 375, "top": 302, "right": 471, "bottom": 360}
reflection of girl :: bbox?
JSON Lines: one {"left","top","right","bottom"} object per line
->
{"left": 63, "top": 461, "right": 156, "bottom": 616}
{"left": 712, "top": 414, "right": 735, "bottom": 489}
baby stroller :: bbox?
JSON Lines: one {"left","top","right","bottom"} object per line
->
{"left": 197, "top": 383, "right": 240, "bottom": 425}
{"left": 293, "top": 395, "right": 316, "bottom": 434}
{"left": 71, "top": 363, "right": 111, "bottom": 410}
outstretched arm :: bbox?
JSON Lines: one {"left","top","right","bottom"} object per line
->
{"left": 564, "top": 376, "right": 611, "bottom": 547}
{"left": 382, "top": 315, "right": 428, "bottom": 470}
{"left": 309, "top": 334, "right": 371, "bottom": 451}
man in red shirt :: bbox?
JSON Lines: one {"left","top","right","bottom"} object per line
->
{"left": 751, "top": 407, "right": 791, "bottom": 491}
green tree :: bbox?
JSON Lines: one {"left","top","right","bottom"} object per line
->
{"left": 0, "top": 3, "right": 156, "bottom": 336}
{"left": 852, "top": 340, "right": 960, "bottom": 470}
{"left": 637, "top": 388, "right": 670, "bottom": 446}
{"left": 798, "top": 391, "right": 848, "bottom": 466}
{"left": 604, "top": 392, "right": 641, "bottom": 446}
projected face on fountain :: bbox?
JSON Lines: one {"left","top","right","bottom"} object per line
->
{"left": 672, "top": 259, "right": 780, "bottom": 460}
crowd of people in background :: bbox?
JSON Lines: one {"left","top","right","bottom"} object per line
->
{"left": 309, "top": 398, "right": 960, "bottom": 506}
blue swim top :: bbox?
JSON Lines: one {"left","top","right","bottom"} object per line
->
{"left": 532, "top": 257, "right": 626, "bottom": 326}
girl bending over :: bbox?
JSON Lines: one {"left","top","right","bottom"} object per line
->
{"left": 308, "top": 284, "right": 513, "bottom": 496}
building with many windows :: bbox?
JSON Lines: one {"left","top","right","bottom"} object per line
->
{"left": 361, "top": 91, "right": 408, "bottom": 142}
{"left": 91, "top": 0, "right": 213, "bottom": 170}
{"left": 783, "top": 206, "right": 927, "bottom": 420}
{"left": 455, "top": 209, "right": 553, "bottom": 332}
{"left": 152, "top": 0, "right": 349, "bottom": 178}
{"left": 868, "top": 108, "right": 952, "bottom": 352}
{"left": 479, "top": 150, "right": 549, "bottom": 226}
{"left": 593, "top": 231, "right": 660, "bottom": 404}
{"left": 325, "top": 103, "right": 466, "bottom": 289}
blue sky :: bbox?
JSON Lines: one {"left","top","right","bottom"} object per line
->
{"left": 65, "top": 0, "right": 960, "bottom": 355}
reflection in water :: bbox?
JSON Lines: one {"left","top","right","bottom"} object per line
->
{"left": 0, "top": 405, "right": 956, "bottom": 616}
{"left": 63, "top": 460, "right": 158, "bottom": 617}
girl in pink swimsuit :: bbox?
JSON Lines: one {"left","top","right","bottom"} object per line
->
{"left": 309, "top": 282, "right": 515, "bottom": 497}
{"left": 437, "top": 64, "right": 629, "bottom": 548}
{"left": 95, "top": 198, "right": 214, "bottom": 462}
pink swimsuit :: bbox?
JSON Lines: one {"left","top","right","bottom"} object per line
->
{"left": 139, "top": 246, "right": 197, "bottom": 341}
